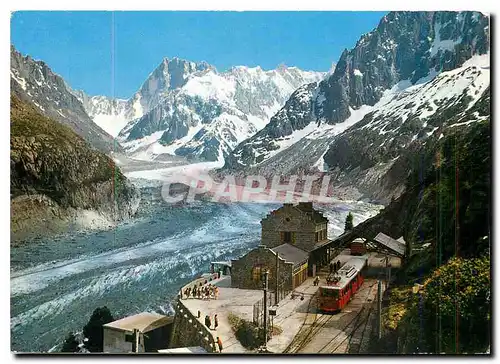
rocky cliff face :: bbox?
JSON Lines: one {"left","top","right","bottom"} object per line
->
{"left": 317, "top": 11, "right": 488, "bottom": 123}
{"left": 10, "top": 96, "right": 140, "bottom": 243}
{"left": 323, "top": 54, "right": 490, "bottom": 202}
{"left": 10, "top": 46, "right": 120, "bottom": 153}
{"left": 223, "top": 11, "right": 490, "bottom": 204}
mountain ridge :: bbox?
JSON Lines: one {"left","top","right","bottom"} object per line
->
{"left": 221, "top": 10, "right": 490, "bottom": 204}
{"left": 225, "top": 10, "right": 489, "bottom": 171}
{"left": 10, "top": 46, "right": 121, "bottom": 154}
{"left": 76, "top": 58, "right": 325, "bottom": 162}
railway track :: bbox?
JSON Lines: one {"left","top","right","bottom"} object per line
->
{"left": 283, "top": 290, "right": 322, "bottom": 353}
{"left": 349, "top": 292, "right": 377, "bottom": 353}
{"left": 292, "top": 312, "right": 336, "bottom": 353}
{"left": 317, "top": 281, "right": 377, "bottom": 354}
{"left": 285, "top": 280, "right": 378, "bottom": 354}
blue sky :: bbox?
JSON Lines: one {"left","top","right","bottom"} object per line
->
{"left": 11, "top": 11, "right": 387, "bottom": 99}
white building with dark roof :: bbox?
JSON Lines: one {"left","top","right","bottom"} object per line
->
{"left": 103, "top": 312, "right": 174, "bottom": 353}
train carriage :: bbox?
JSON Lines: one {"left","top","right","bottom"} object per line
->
{"left": 318, "top": 256, "right": 368, "bottom": 313}
{"left": 350, "top": 238, "right": 367, "bottom": 256}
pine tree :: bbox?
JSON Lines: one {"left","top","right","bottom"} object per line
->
{"left": 344, "top": 212, "right": 354, "bottom": 232}
{"left": 82, "top": 306, "right": 114, "bottom": 352}
{"left": 61, "top": 332, "right": 80, "bottom": 353}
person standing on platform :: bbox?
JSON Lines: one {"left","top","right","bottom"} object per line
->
{"left": 214, "top": 314, "right": 219, "bottom": 330}
{"left": 217, "top": 336, "right": 223, "bottom": 352}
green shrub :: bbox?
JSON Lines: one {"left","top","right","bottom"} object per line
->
{"left": 399, "top": 256, "right": 490, "bottom": 354}
{"left": 228, "top": 312, "right": 277, "bottom": 350}
{"left": 235, "top": 320, "right": 265, "bottom": 350}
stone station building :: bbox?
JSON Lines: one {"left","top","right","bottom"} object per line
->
{"left": 231, "top": 202, "right": 337, "bottom": 292}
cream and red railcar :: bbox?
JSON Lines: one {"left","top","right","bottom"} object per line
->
{"left": 318, "top": 256, "right": 368, "bottom": 313}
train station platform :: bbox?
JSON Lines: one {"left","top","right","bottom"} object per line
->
{"left": 180, "top": 275, "right": 255, "bottom": 353}
{"left": 180, "top": 251, "right": 398, "bottom": 353}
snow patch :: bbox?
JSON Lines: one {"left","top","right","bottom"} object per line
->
{"left": 11, "top": 70, "right": 27, "bottom": 90}
{"left": 312, "top": 149, "right": 329, "bottom": 172}
{"left": 132, "top": 94, "right": 144, "bottom": 120}
{"left": 353, "top": 69, "right": 363, "bottom": 77}
{"left": 362, "top": 56, "right": 489, "bottom": 133}
{"left": 182, "top": 71, "right": 235, "bottom": 103}
{"left": 430, "top": 20, "right": 462, "bottom": 57}
{"left": 92, "top": 113, "right": 130, "bottom": 138}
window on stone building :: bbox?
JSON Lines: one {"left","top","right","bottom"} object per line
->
{"left": 281, "top": 231, "right": 295, "bottom": 244}
{"left": 252, "top": 265, "right": 262, "bottom": 282}
{"left": 252, "top": 265, "right": 272, "bottom": 283}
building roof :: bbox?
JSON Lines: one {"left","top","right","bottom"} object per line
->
{"left": 352, "top": 237, "right": 366, "bottom": 244}
{"left": 310, "top": 239, "right": 333, "bottom": 252}
{"left": 373, "top": 232, "right": 406, "bottom": 257}
{"left": 295, "top": 202, "right": 328, "bottom": 223}
{"left": 267, "top": 202, "right": 327, "bottom": 225}
{"left": 103, "top": 312, "right": 173, "bottom": 333}
{"left": 158, "top": 346, "right": 207, "bottom": 354}
{"left": 320, "top": 256, "right": 368, "bottom": 291}
{"left": 271, "top": 244, "right": 309, "bottom": 267}
{"left": 210, "top": 261, "right": 232, "bottom": 268}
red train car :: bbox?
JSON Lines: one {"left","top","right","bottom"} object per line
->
{"left": 350, "top": 238, "right": 367, "bottom": 256}
{"left": 318, "top": 256, "right": 368, "bottom": 313}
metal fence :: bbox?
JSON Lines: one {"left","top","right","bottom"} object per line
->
{"left": 252, "top": 292, "right": 274, "bottom": 327}
{"left": 275, "top": 282, "right": 291, "bottom": 304}
{"left": 252, "top": 283, "right": 291, "bottom": 327}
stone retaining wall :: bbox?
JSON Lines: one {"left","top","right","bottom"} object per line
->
{"left": 169, "top": 298, "right": 217, "bottom": 353}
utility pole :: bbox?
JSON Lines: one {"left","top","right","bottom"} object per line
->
{"left": 263, "top": 270, "right": 269, "bottom": 351}
{"left": 377, "top": 280, "right": 382, "bottom": 340}
{"left": 388, "top": 262, "right": 391, "bottom": 290}
{"left": 385, "top": 254, "right": 389, "bottom": 289}
{"left": 275, "top": 253, "right": 280, "bottom": 306}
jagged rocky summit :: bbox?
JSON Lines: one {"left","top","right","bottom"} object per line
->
{"left": 75, "top": 58, "right": 325, "bottom": 163}
{"left": 223, "top": 11, "right": 490, "bottom": 204}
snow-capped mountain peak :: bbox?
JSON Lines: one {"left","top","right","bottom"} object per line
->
{"left": 75, "top": 56, "right": 215, "bottom": 137}
{"left": 221, "top": 11, "right": 489, "bottom": 204}
{"left": 79, "top": 57, "right": 325, "bottom": 161}
{"left": 224, "top": 10, "right": 489, "bottom": 171}
{"left": 119, "top": 64, "right": 324, "bottom": 162}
